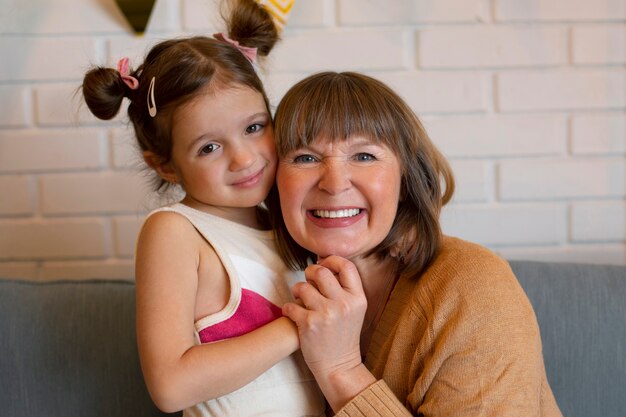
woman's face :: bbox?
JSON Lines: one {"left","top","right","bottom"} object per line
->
{"left": 276, "top": 135, "right": 402, "bottom": 261}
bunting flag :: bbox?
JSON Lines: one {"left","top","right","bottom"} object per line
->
{"left": 255, "top": 0, "right": 295, "bottom": 31}
{"left": 115, "top": 0, "right": 156, "bottom": 35}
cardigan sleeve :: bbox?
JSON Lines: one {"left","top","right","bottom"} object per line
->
{"left": 333, "top": 380, "right": 412, "bottom": 417}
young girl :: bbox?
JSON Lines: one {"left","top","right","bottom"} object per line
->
{"left": 81, "top": 1, "right": 324, "bottom": 415}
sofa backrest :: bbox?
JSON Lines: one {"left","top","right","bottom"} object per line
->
{"left": 0, "top": 279, "right": 178, "bottom": 417}
{"left": 1, "top": 260, "right": 625, "bottom": 417}
{"left": 510, "top": 260, "right": 626, "bottom": 417}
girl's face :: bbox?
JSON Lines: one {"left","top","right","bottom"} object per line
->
{"left": 167, "top": 85, "right": 276, "bottom": 224}
{"left": 276, "top": 135, "right": 402, "bottom": 261}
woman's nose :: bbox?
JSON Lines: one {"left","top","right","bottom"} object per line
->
{"left": 229, "top": 144, "right": 256, "bottom": 171}
{"left": 318, "top": 159, "right": 351, "bottom": 194}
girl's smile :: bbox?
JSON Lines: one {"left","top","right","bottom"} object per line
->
{"left": 231, "top": 167, "right": 266, "bottom": 187}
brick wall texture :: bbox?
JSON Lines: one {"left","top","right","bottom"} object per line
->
{"left": 0, "top": 0, "right": 624, "bottom": 280}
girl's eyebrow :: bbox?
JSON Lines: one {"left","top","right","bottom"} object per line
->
{"left": 245, "top": 111, "right": 270, "bottom": 122}
{"left": 188, "top": 134, "right": 213, "bottom": 151}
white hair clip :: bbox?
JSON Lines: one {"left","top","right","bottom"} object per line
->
{"left": 147, "top": 76, "right": 157, "bottom": 117}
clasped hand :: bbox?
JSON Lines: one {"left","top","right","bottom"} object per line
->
{"left": 282, "top": 256, "right": 367, "bottom": 390}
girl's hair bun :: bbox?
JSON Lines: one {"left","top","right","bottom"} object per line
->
{"left": 82, "top": 67, "right": 127, "bottom": 120}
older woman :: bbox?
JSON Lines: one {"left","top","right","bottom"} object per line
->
{"left": 268, "top": 71, "right": 562, "bottom": 416}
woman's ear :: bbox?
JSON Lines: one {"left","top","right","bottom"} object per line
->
{"left": 143, "top": 151, "right": 178, "bottom": 184}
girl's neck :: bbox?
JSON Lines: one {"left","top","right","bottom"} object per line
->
{"left": 180, "top": 196, "right": 265, "bottom": 230}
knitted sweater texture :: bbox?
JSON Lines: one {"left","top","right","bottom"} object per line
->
{"left": 335, "top": 237, "right": 562, "bottom": 417}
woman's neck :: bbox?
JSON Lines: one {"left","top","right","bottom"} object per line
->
{"left": 352, "top": 256, "right": 400, "bottom": 354}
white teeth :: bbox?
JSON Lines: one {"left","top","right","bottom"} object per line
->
{"left": 313, "top": 209, "right": 361, "bottom": 219}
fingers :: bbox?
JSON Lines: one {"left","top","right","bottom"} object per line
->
{"left": 315, "top": 256, "right": 364, "bottom": 296}
{"left": 282, "top": 300, "right": 306, "bottom": 323}
{"left": 303, "top": 264, "right": 342, "bottom": 300}
{"left": 291, "top": 256, "right": 364, "bottom": 310}
{"left": 290, "top": 279, "right": 324, "bottom": 310}
{"left": 285, "top": 256, "right": 366, "bottom": 326}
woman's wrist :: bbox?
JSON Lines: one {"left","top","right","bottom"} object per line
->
{"left": 317, "top": 362, "right": 377, "bottom": 412}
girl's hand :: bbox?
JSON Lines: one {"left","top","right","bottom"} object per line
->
{"left": 282, "top": 256, "right": 375, "bottom": 411}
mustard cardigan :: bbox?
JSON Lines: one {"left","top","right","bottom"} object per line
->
{"left": 335, "top": 237, "right": 562, "bottom": 417}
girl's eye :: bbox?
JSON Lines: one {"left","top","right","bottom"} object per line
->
{"left": 293, "top": 154, "right": 318, "bottom": 164}
{"left": 354, "top": 153, "right": 376, "bottom": 162}
{"left": 199, "top": 143, "right": 220, "bottom": 155}
{"left": 245, "top": 123, "right": 264, "bottom": 134}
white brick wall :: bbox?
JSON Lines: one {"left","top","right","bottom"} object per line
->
{"left": 498, "top": 69, "right": 626, "bottom": 111}
{"left": 495, "top": 0, "right": 626, "bottom": 22}
{"left": 572, "top": 25, "right": 626, "bottom": 65}
{"left": 419, "top": 26, "right": 568, "bottom": 68}
{"left": 0, "top": 0, "right": 624, "bottom": 280}
{"left": 0, "top": 85, "right": 30, "bottom": 127}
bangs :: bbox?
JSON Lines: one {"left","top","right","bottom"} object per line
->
{"left": 274, "top": 72, "right": 407, "bottom": 156}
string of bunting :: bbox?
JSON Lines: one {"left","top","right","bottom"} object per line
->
{"left": 115, "top": 0, "right": 295, "bottom": 35}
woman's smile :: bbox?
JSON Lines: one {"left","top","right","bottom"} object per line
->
{"left": 307, "top": 208, "right": 366, "bottom": 228}
{"left": 312, "top": 208, "right": 362, "bottom": 219}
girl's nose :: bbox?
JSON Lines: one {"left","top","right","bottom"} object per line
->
{"left": 318, "top": 159, "right": 351, "bottom": 194}
{"left": 229, "top": 144, "right": 256, "bottom": 171}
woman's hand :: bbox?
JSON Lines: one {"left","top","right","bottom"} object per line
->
{"left": 282, "top": 256, "right": 376, "bottom": 411}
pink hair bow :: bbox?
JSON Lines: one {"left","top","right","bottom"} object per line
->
{"left": 117, "top": 57, "right": 139, "bottom": 90}
{"left": 213, "top": 33, "right": 258, "bottom": 64}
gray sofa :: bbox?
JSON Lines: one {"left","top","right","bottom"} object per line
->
{"left": 1, "top": 260, "right": 625, "bottom": 417}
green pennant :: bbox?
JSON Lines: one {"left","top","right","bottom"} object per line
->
{"left": 115, "top": 0, "right": 156, "bottom": 35}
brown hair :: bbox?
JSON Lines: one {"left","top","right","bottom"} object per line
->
{"left": 268, "top": 71, "right": 455, "bottom": 276}
{"left": 81, "top": 0, "right": 279, "bottom": 191}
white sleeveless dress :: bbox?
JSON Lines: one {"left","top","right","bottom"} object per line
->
{"left": 146, "top": 203, "right": 325, "bottom": 417}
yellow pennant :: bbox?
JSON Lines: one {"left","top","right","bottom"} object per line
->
{"left": 255, "top": 0, "right": 295, "bottom": 31}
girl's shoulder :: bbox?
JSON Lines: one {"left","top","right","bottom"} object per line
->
{"left": 136, "top": 206, "right": 210, "bottom": 263}
{"left": 139, "top": 208, "right": 199, "bottom": 240}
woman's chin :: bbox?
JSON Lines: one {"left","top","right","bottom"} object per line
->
{"left": 306, "top": 245, "right": 360, "bottom": 261}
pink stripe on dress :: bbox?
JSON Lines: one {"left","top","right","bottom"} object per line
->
{"left": 198, "top": 288, "right": 283, "bottom": 344}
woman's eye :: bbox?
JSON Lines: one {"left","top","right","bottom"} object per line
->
{"left": 245, "top": 123, "right": 264, "bottom": 134}
{"left": 199, "top": 143, "right": 220, "bottom": 155}
{"left": 354, "top": 153, "right": 376, "bottom": 162}
{"left": 293, "top": 154, "right": 318, "bottom": 164}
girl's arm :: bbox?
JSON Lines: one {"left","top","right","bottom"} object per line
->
{"left": 135, "top": 212, "right": 299, "bottom": 413}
